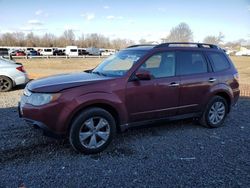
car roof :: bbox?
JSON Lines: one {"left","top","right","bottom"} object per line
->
{"left": 124, "top": 45, "right": 155, "bottom": 51}
{"left": 126, "top": 42, "right": 224, "bottom": 52}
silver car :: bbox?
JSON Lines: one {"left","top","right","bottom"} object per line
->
{"left": 0, "top": 57, "right": 29, "bottom": 92}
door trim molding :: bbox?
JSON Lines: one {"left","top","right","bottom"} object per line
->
{"left": 131, "top": 104, "right": 198, "bottom": 116}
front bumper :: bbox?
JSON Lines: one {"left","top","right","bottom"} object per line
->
{"left": 18, "top": 101, "right": 68, "bottom": 138}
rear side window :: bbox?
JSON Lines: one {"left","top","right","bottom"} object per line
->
{"left": 207, "top": 52, "right": 230, "bottom": 72}
{"left": 177, "top": 51, "right": 207, "bottom": 75}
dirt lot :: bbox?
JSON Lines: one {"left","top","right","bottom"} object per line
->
{"left": 0, "top": 90, "right": 250, "bottom": 187}
{"left": 0, "top": 56, "right": 250, "bottom": 187}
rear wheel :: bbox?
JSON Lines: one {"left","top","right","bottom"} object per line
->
{"left": 199, "top": 96, "right": 228, "bottom": 128}
{"left": 0, "top": 76, "right": 13, "bottom": 92}
{"left": 69, "top": 107, "right": 116, "bottom": 154}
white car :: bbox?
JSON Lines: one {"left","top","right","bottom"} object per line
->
{"left": 0, "top": 57, "right": 29, "bottom": 92}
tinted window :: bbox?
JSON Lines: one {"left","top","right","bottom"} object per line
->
{"left": 139, "top": 52, "right": 176, "bottom": 78}
{"left": 44, "top": 49, "right": 52, "bottom": 52}
{"left": 207, "top": 52, "right": 230, "bottom": 72}
{"left": 178, "top": 51, "right": 207, "bottom": 75}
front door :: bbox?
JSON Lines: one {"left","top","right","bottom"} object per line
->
{"left": 126, "top": 51, "right": 180, "bottom": 122}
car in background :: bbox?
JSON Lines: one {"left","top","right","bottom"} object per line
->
{"left": 86, "top": 47, "right": 101, "bottom": 56}
{"left": 65, "top": 46, "right": 78, "bottom": 56}
{"left": 0, "top": 57, "right": 29, "bottom": 92}
{"left": 0, "top": 48, "right": 9, "bottom": 56}
{"left": 53, "top": 49, "right": 65, "bottom": 56}
{"left": 39, "top": 48, "right": 53, "bottom": 56}
{"left": 101, "top": 49, "right": 116, "bottom": 56}
{"left": 27, "top": 50, "right": 39, "bottom": 56}
{"left": 15, "top": 51, "right": 26, "bottom": 56}
{"left": 78, "top": 49, "right": 89, "bottom": 56}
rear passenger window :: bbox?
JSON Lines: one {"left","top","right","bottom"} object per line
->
{"left": 207, "top": 53, "right": 230, "bottom": 72}
{"left": 178, "top": 51, "right": 207, "bottom": 75}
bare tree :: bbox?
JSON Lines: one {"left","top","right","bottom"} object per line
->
{"left": 163, "top": 22, "right": 193, "bottom": 42}
{"left": 203, "top": 32, "right": 224, "bottom": 45}
{"left": 39, "top": 33, "right": 57, "bottom": 47}
{"left": 62, "top": 30, "right": 75, "bottom": 46}
{"left": 0, "top": 33, "right": 17, "bottom": 46}
{"left": 25, "top": 32, "right": 40, "bottom": 47}
{"left": 139, "top": 38, "right": 147, "bottom": 44}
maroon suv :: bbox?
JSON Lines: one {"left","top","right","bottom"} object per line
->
{"left": 19, "top": 43, "right": 240, "bottom": 154}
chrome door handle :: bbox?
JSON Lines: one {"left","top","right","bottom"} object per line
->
{"left": 209, "top": 78, "right": 216, "bottom": 83}
{"left": 169, "top": 82, "right": 180, "bottom": 87}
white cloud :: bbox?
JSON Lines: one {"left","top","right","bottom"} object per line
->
{"left": 35, "top": 10, "right": 43, "bottom": 15}
{"left": 19, "top": 26, "right": 47, "bottom": 32}
{"left": 106, "top": 15, "right": 115, "bottom": 20}
{"left": 103, "top": 5, "right": 110, "bottom": 9}
{"left": 106, "top": 15, "right": 124, "bottom": 20}
{"left": 81, "top": 13, "right": 95, "bottom": 21}
{"left": 28, "top": 19, "right": 43, "bottom": 26}
{"left": 35, "top": 10, "right": 49, "bottom": 17}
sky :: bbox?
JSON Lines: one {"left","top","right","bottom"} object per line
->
{"left": 0, "top": 0, "right": 249, "bottom": 43}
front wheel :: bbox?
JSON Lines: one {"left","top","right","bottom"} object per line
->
{"left": 199, "top": 96, "right": 228, "bottom": 128}
{"left": 69, "top": 108, "right": 116, "bottom": 154}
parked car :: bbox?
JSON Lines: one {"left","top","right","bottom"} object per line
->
{"left": 19, "top": 42, "right": 240, "bottom": 154}
{"left": 86, "top": 47, "right": 101, "bottom": 55}
{"left": 0, "top": 57, "right": 29, "bottom": 91}
{"left": 27, "top": 50, "right": 39, "bottom": 56}
{"left": 39, "top": 48, "right": 53, "bottom": 56}
{"left": 15, "top": 51, "right": 26, "bottom": 56}
{"left": 0, "top": 48, "right": 9, "bottom": 56}
{"left": 65, "top": 46, "right": 78, "bottom": 56}
{"left": 101, "top": 49, "right": 116, "bottom": 56}
{"left": 53, "top": 49, "right": 65, "bottom": 56}
{"left": 78, "top": 49, "right": 89, "bottom": 56}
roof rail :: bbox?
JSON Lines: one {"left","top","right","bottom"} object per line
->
{"left": 154, "top": 42, "right": 220, "bottom": 49}
{"left": 126, "top": 44, "right": 156, "bottom": 48}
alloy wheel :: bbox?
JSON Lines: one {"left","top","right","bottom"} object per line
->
{"left": 79, "top": 117, "right": 110, "bottom": 149}
{"left": 208, "top": 101, "right": 226, "bottom": 124}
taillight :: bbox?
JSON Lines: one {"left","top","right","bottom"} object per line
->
{"left": 16, "top": 66, "right": 26, "bottom": 73}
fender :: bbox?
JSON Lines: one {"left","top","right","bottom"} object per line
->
{"left": 64, "top": 92, "right": 128, "bottom": 130}
{"left": 208, "top": 83, "right": 234, "bottom": 106}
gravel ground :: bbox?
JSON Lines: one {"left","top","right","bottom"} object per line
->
{"left": 0, "top": 89, "right": 250, "bottom": 188}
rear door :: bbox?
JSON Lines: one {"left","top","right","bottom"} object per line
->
{"left": 176, "top": 50, "right": 216, "bottom": 114}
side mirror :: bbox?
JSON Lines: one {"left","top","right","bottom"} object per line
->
{"left": 135, "top": 70, "right": 151, "bottom": 80}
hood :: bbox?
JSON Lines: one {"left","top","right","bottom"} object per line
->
{"left": 27, "top": 72, "right": 111, "bottom": 93}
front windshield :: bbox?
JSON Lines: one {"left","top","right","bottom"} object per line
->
{"left": 92, "top": 50, "right": 147, "bottom": 77}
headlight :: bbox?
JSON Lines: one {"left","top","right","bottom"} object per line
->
{"left": 26, "top": 93, "right": 61, "bottom": 106}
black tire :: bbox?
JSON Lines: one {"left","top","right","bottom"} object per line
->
{"left": 69, "top": 107, "right": 116, "bottom": 154}
{"left": 0, "top": 76, "right": 13, "bottom": 92}
{"left": 199, "top": 96, "right": 228, "bottom": 128}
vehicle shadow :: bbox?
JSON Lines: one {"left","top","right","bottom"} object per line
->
{"left": 0, "top": 96, "right": 249, "bottom": 163}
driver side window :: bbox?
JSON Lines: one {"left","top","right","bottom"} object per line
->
{"left": 139, "top": 52, "right": 176, "bottom": 78}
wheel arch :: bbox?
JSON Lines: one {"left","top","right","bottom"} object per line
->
{"left": 67, "top": 103, "right": 121, "bottom": 134}
{"left": 213, "top": 91, "right": 231, "bottom": 113}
